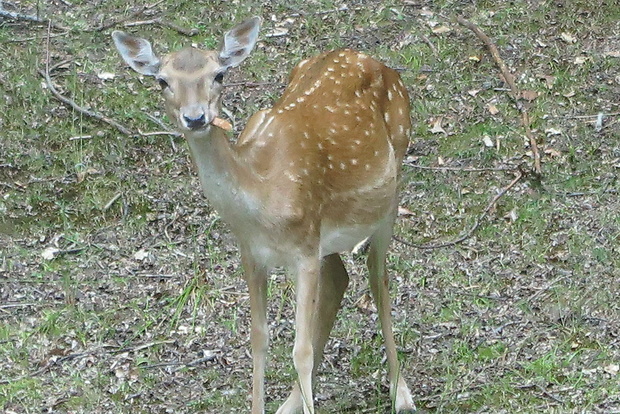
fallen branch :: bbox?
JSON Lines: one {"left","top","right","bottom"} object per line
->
{"left": 456, "top": 16, "right": 542, "bottom": 176}
{"left": 124, "top": 18, "right": 199, "bottom": 36}
{"left": 405, "top": 162, "right": 518, "bottom": 173}
{"left": 40, "top": 22, "right": 134, "bottom": 136}
{"left": 394, "top": 170, "right": 524, "bottom": 249}
{"left": 0, "top": 7, "right": 68, "bottom": 31}
{"left": 92, "top": 0, "right": 165, "bottom": 32}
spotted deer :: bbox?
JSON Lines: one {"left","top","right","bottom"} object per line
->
{"left": 112, "top": 16, "right": 416, "bottom": 414}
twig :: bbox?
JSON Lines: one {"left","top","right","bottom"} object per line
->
{"left": 421, "top": 34, "right": 439, "bottom": 57}
{"left": 555, "top": 111, "right": 620, "bottom": 119}
{"left": 40, "top": 22, "right": 134, "bottom": 136}
{"left": 103, "top": 193, "right": 122, "bottom": 211}
{"left": 0, "top": 8, "right": 68, "bottom": 31}
{"left": 405, "top": 162, "right": 518, "bottom": 173}
{"left": 394, "top": 170, "right": 524, "bottom": 249}
{"left": 92, "top": 0, "right": 165, "bottom": 32}
{"left": 123, "top": 18, "right": 199, "bottom": 36}
{"left": 456, "top": 16, "right": 542, "bottom": 176}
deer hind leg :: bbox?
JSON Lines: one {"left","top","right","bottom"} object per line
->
{"left": 276, "top": 253, "right": 349, "bottom": 414}
{"left": 367, "top": 217, "right": 417, "bottom": 413}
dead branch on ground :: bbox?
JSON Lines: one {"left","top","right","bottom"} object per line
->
{"left": 456, "top": 16, "right": 542, "bottom": 176}
{"left": 394, "top": 170, "right": 524, "bottom": 249}
{"left": 0, "top": 5, "right": 68, "bottom": 31}
{"left": 40, "top": 22, "right": 134, "bottom": 136}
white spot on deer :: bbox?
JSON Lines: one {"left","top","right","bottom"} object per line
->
{"left": 387, "top": 89, "right": 393, "bottom": 100}
{"left": 351, "top": 159, "right": 358, "bottom": 165}
{"left": 325, "top": 106, "right": 336, "bottom": 113}
{"left": 374, "top": 150, "right": 380, "bottom": 157}
{"left": 340, "top": 162, "right": 346, "bottom": 170}
{"left": 364, "top": 130, "right": 371, "bottom": 136}
{"left": 318, "top": 142, "right": 324, "bottom": 150}
{"left": 354, "top": 90, "right": 363, "bottom": 98}
{"left": 354, "top": 139, "right": 361, "bottom": 145}
{"left": 328, "top": 163, "right": 334, "bottom": 169}
{"left": 327, "top": 154, "right": 334, "bottom": 161}
{"left": 384, "top": 113, "right": 390, "bottom": 123}
{"left": 365, "top": 164, "right": 371, "bottom": 171}
{"left": 297, "top": 96, "right": 306, "bottom": 103}
{"left": 277, "top": 109, "right": 284, "bottom": 114}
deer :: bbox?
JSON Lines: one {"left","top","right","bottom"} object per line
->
{"left": 111, "top": 16, "right": 416, "bottom": 414}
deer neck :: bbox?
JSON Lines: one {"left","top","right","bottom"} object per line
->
{"left": 184, "top": 126, "right": 256, "bottom": 224}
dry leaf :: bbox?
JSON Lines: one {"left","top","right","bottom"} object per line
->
{"left": 504, "top": 208, "right": 518, "bottom": 223}
{"left": 134, "top": 249, "right": 149, "bottom": 261}
{"left": 544, "top": 148, "right": 562, "bottom": 158}
{"left": 432, "top": 25, "right": 451, "bottom": 34}
{"left": 545, "top": 128, "right": 562, "bottom": 136}
{"left": 429, "top": 117, "right": 446, "bottom": 135}
{"left": 604, "top": 50, "right": 620, "bottom": 58}
{"left": 574, "top": 56, "right": 589, "bottom": 65}
{"left": 42, "top": 247, "right": 60, "bottom": 260}
{"left": 604, "top": 363, "right": 619, "bottom": 375}
{"left": 563, "top": 91, "right": 576, "bottom": 98}
{"left": 467, "top": 89, "right": 480, "bottom": 97}
{"left": 398, "top": 206, "right": 415, "bottom": 217}
{"left": 468, "top": 55, "right": 481, "bottom": 62}
{"left": 212, "top": 117, "right": 232, "bottom": 131}
{"left": 487, "top": 104, "right": 499, "bottom": 115}
{"left": 482, "top": 135, "right": 494, "bottom": 147}
{"left": 97, "top": 72, "right": 115, "bottom": 80}
{"left": 560, "top": 32, "right": 577, "bottom": 43}
{"left": 521, "top": 90, "right": 539, "bottom": 101}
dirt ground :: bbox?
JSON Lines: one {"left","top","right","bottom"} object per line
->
{"left": 1, "top": 1, "right": 619, "bottom": 413}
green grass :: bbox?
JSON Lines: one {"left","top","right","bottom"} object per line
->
{"left": 2, "top": 0, "right": 620, "bottom": 413}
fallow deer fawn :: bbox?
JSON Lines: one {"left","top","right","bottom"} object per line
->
{"left": 112, "top": 16, "right": 416, "bottom": 414}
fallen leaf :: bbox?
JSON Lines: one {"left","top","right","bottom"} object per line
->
{"left": 487, "top": 104, "right": 499, "bottom": 115}
{"left": 604, "top": 363, "right": 619, "bottom": 375}
{"left": 563, "top": 91, "right": 576, "bottom": 98}
{"left": 604, "top": 50, "right": 620, "bottom": 58}
{"left": 97, "top": 72, "right": 115, "bottom": 80}
{"left": 42, "top": 247, "right": 60, "bottom": 260}
{"left": 560, "top": 32, "right": 577, "bottom": 43}
{"left": 521, "top": 90, "right": 539, "bottom": 101}
{"left": 482, "top": 135, "right": 494, "bottom": 147}
{"left": 467, "top": 89, "right": 480, "bottom": 97}
{"left": 398, "top": 206, "right": 415, "bottom": 217}
{"left": 545, "top": 128, "right": 562, "bottom": 136}
{"left": 432, "top": 25, "right": 451, "bottom": 34}
{"left": 134, "top": 249, "right": 149, "bottom": 261}
{"left": 544, "top": 148, "right": 562, "bottom": 158}
{"left": 504, "top": 209, "right": 518, "bottom": 223}
{"left": 429, "top": 117, "right": 446, "bottom": 135}
{"left": 468, "top": 55, "right": 481, "bottom": 62}
{"left": 574, "top": 56, "right": 589, "bottom": 65}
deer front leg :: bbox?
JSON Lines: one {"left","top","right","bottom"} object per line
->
{"left": 292, "top": 257, "right": 321, "bottom": 414}
{"left": 242, "top": 252, "right": 269, "bottom": 414}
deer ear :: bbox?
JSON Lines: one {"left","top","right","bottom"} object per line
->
{"left": 218, "top": 16, "right": 261, "bottom": 69}
{"left": 112, "top": 31, "right": 161, "bottom": 76}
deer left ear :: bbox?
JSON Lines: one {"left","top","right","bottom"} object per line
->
{"left": 112, "top": 30, "right": 161, "bottom": 76}
{"left": 218, "top": 16, "right": 261, "bottom": 70}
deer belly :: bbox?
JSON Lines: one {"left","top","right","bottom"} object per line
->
{"left": 319, "top": 223, "right": 378, "bottom": 256}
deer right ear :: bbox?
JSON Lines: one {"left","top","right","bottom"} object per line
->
{"left": 112, "top": 31, "right": 161, "bottom": 76}
{"left": 218, "top": 16, "right": 261, "bottom": 70}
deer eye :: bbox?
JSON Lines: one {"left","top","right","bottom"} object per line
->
{"left": 157, "top": 77, "right": 169, "bottom": 90}
{"left": 214, "top": 72, "right": 224, "bottom": 84}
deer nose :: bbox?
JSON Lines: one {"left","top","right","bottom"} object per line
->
{"left": 183, "top": 113, "right": 207, "bottom": 130}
